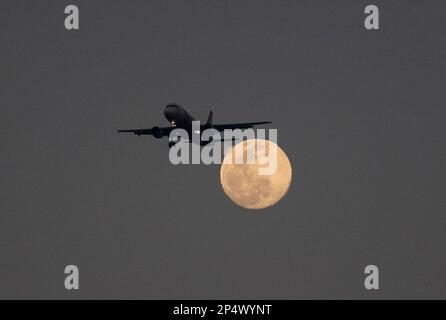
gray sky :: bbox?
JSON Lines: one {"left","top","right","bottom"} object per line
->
{"left": 0, "top": 0, "right": 445, "bottom": 299}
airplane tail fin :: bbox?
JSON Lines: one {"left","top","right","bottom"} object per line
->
{"left": 206, "top": 111, "right": 213, "bottom": 127}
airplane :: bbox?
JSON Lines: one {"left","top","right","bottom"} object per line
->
{"left": 118, "top": 103, "right": 271, "bottom": 147}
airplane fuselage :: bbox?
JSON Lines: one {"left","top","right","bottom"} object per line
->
{"left": 164, "top": 103, "right": 197, "bottom": 134}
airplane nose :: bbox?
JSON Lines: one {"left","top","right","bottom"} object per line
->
{"left": 164, "top": 104, "right": 179, "bottom": 123}
{"left": 164, "top": 105, "right": 174, "bottom": 118}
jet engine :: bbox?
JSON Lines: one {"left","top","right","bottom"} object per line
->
{"left": 152, "top": 126, "right": 163, "bottom": 138}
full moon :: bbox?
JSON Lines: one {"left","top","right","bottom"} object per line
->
{"left": 220, "top": 139, "right": 292, "bottom": 209}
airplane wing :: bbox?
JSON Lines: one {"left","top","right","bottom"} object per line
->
{"left": 117, "top": 127, "right": 173, "bottom": 137}
{"left": 213, "top": 121, "right": 271, "bottom": 131}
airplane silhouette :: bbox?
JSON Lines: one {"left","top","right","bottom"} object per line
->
{"left": 118, "top": 103, "right": 271, "bottom": 147}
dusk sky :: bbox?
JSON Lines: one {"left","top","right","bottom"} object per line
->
{"left": 0, "top": 0, "right": 445, "bottom": 298}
